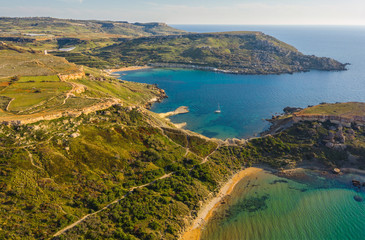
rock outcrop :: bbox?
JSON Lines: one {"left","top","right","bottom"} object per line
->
{"left": 1, "top": 99, "right": 121, "bottom": 126}
{"left": 293, "top": 114, "right": 365, "bottom": 128}
{"left": 58, "top": 71, "right": 85, "bottom": 81}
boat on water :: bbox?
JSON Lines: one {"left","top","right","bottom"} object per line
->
{"left": 215, "top": 104, "right": 221, "bottom": 113}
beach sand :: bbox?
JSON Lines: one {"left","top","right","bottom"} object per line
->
{"left": 108, "top": 66, "right": 151, "bottom": 73}
{"left": 181, "top": 167, "right": 263, "bottom": 240}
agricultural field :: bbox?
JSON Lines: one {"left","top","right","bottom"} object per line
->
{"left": 1, "top": 80, "right": 71, "bottom": 113}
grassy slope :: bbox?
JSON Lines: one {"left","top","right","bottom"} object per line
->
{"left": 0, "top": 43, "right": 81, "bottom": 78}
{"left": 0, "top": 45, "right": 166, "bottom": 121}
{"left": 0, "top": 106, "right": 218, "bottom": 240}
{"left": 0, "top": 17, "right": 186, "bottom": 68}
{"left": 0, "top": 17, "right": 185, "bottom": 38}
{"left": 93, "top": 32, "right": 346, "bottom": 74}
{"left": 297, "top": 102, "right": 365, "bottom": 117}
{"left": 1, "top": 106, "right": 363, "bottom": 240}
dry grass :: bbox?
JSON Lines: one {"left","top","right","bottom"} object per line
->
{"left": 0, "top": 48, "right": 80, "bottom": 78}
{"left": 297, "top": 102, "right": 365, "bottom": 117}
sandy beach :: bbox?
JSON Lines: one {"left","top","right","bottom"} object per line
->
{"left": 181, "top": 167, "right": 263, "bottom": 240}
{"left": 108, "top": 66, "right": 151, "bottom": 73}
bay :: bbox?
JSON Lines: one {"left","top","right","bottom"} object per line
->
{"left": 120, "top": 25, "right": 365, "bottom": 139}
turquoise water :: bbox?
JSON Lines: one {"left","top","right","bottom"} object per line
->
{"left": 118, "top": 26, "right": 365, "bottom": 239}
{"left": 200, "top": 169, "right": 365, "bottom": 240}
{"left": 120, "top": 26, "right": 365, "bottom": 139}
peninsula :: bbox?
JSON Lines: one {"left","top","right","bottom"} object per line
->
{"left": 94, "top": 32, "right": 347, "bottom": 75}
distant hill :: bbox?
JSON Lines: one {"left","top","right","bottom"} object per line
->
{"left": 0, "top": 17, "right": 187, "bottom": 69}
{"left": 94, "top": 32, "right": 347, "bottom": 74}
{"left": 0, "top": 17, "right": 186, "bottom": 38}
{"left": 0, "top": 42, "right": 81, "bottom": 78}
{"left": 0, "top": 43, "right": 164, "bottom": 120}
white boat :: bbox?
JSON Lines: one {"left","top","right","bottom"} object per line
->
{"left": 215, "top": 104, "right": 221, "bottom": 113}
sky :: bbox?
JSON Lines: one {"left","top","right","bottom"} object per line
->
{"left": 1, "top": 0, "right": 365, "bottom": 25}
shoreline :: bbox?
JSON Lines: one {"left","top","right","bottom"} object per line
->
{"left": 107, "top": 66, "right": 151, "bottom": 73}
{"left": 180, "top": 167, "right": 263, "bottom": 240}
{"left": 149, "top": 63, "right": 347, "bottom": 75}
{"left": 158, "top": 106, "right": 189, "bottom": 129}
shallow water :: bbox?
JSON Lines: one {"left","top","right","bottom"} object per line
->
{"left": 200, "top": 170, "right": 365, "bottom": 240}
{"left": 118, "top": 26, "right": 365, "bottom": 239}
{"left": 120, "top": 26, "right": 365, "bottom": 139}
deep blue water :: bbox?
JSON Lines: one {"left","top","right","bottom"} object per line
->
{"left": 120, "top": 25, "right": 365, "bottom": 139}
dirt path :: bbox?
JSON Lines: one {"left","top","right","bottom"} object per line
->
{"left": 25, "top": 148, "right": 43, "bottom": 170}
{"left": 52, "top": 136, "right": 220, "bottom": 238}
{"left": 53, "top": 172, "right": 173, "bottom": 237}
{"left": 201, "top": 143, "right": 221, "bottom": 164}
{"left": 52, "top": 138, "right": 220, "bottom": 238}
{"left": 51, "top": 122, "right": 222, "bottom": 238}
{"left": 5, "top": 98, "right": 14, "bottom": 112}
{"left": 62, "top": 81, "right": 86, "bottom": 105}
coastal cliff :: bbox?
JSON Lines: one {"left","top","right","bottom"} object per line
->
{"left": 293, "top": 114, "right": 365, "bottom": 127}
{"left": 293, "top": 102, "right": 365, "bottom": 127}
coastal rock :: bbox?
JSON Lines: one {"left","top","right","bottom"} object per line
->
{"left": 159, "top": 106, "right": 189, "bottom": 118}
{"left": 283, "top": 107, "right": 303, "bottom": 114}
{"left": 353, "top": 195, "right": 363, "bottom": 202}
{"left": 352, "top": 180, "right": 361, "bottom": 187}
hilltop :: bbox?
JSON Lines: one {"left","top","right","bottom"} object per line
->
{"left": 93, "top": 32, "right": 347, "bottom": 74}
{"left": 0, "top": 17, "right": 186, "bottom": 68}
{"left": 0, "top": 17, "right": 185, "bottom": 38}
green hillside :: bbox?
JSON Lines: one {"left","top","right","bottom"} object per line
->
{"left": 0, "top": 44, "right": 164, "bottom": 120}
{"left": 0, "top": 18, "right": 363, "bottom": 240}
{"left": 1, "top": 103, "right": 365, "bottom": 239}
{"left": 94, "top": 32, "right": 347, "bottom": 74}
{"left": 0, "top": 17, "right": 185, "bottom": 38}
{"left": 0, "top": 42, "right": 81, "bottom": 78}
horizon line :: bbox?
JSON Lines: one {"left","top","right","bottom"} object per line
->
{"left": 1, "top": 16, "right": 365, "bottom": 26}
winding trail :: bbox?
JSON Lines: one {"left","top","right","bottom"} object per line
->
{"left": 201, "top": 143, "right": 221, "bottom": 164}
{"left": 53, "top": 173, "right": 173, "bottom": 237}
{"left": 52, "top": 133, "right": 222, "bottom": 238}
{"left": 25, "top": 148, "right": 43, "bottom": 170}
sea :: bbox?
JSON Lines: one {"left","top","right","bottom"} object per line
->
{"left": 119, "top": 25, "right": 365, "bottom": 139}
{"left": 200, "top": 169, "right": 365, "bottom": 240}
{"left": 118, "top": 25, "right": 365, "bottom": 239}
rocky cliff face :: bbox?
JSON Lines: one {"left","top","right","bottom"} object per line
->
{"left": 58, "top": 71, "right": 85, "bottom": 81}
{"left": 293, "top": 114, "right": 365, "bottom": 127}
{"left": 1, "top": 99, "right": 121, "bottom": 126}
